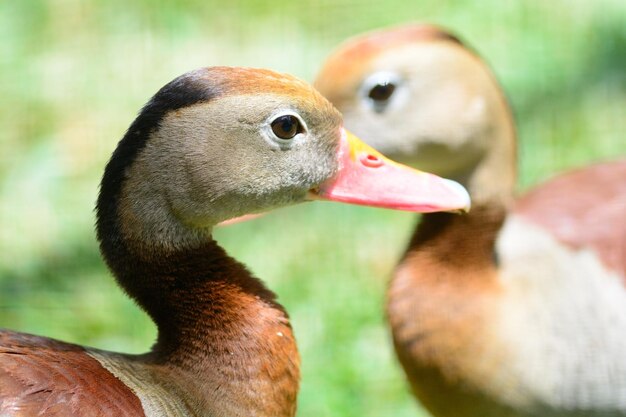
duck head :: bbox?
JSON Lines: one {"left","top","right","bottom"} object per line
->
{"left": 97, "top": 66, "right": 470, "bottom": 253}
{"left": 315, "top": 25, "right": 517, "bottom": 205}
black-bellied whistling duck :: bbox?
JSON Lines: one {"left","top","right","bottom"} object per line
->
{"left": 0, "top": 66, "right": 470, "bottom": 417}
{"left": 315, "top": 25, "right": 626, "bottom": 417}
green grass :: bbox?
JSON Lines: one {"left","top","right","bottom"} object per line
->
{"left": 0, "top": 1, "right": 624, "bottom": 416}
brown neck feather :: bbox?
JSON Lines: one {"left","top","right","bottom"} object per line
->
{"left": 99, "top": 235, "right": 300, "bottom": 416}
{"left": 406, "top": 204, "right": 506, "bottom": 273}
{"left": 102, "top": 239, "right": 286, "bottom": 358}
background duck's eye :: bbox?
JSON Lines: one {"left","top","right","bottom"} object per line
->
{"left": 368, "top": 82, "right": 396, "bottom": 102}
{"left": 271, "top": 115, "right": 302, "bottom": 140}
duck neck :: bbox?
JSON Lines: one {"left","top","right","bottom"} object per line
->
{"left": 465, "top": 135, "right": 516, "bottom": 209}
{"left": 407, "top": 85, "right": 515, "bottom": 263}
{"left": 102, "top": 236, "right": 282, "bottom": 356}
{"left": 407, "top": 109, "right": 514, "bottom": 273}
{"left": 97, "top": 223, "right": 300, "bottom": 416}
{"left": 408, "top": 204, "right": 506, "bottom": 272}
{"left": 405, "top": 79, "right": 516, "bottom": 269}
{"left": 462, "top": 84, "right": 517, "bottom": 209}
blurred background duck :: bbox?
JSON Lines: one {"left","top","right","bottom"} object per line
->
{"left": 0, "top": 66, "right": 469, "bottom": 417}
{"left": 315, "top": 24, "right": 626, "bottom": 417}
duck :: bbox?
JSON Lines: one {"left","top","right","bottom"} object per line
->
{"left": 315, "top": 24, "right": 626, "bottom": 417}
{"left": 0, "top": 66, "right": 471, "bottom": 417}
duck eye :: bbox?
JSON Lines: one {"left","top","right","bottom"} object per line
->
{"left": 271, "top": 115, "right": 302, "bottom": 140}
{"left": 368, "top": 82, "right": 396, "bottom": 103}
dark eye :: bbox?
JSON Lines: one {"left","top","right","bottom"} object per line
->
{"left": 271, "top": 115, "right": 303, "bottom": 140}
{"left": 368, "top": 82, "right": 396, "bottom": 103}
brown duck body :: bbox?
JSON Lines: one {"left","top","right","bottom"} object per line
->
{"left": 390, "top": 163, "right": 626, "bottom": 417}
{"left": 315, "top": 24, "right": 626, "bottom": 417}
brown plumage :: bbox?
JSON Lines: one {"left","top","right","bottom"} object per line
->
{"left": 316, "top": 24, "right": 626, "bottom": 417}
{"left": 1, "top": 66, "right": 469, "bottom": 416}
{"left": 0, "top": 331, "right": 145, "bottom": 417}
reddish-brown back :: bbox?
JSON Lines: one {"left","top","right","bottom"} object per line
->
{"left": 515, "top": 160, "right": 626, "bottom": 279}
{"left": 0, "top": 330, "right": 145, "bottom": 417}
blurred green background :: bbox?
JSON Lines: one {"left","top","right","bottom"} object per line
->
{"left": 0, "top": 0, "right": 624, "bottom": 416}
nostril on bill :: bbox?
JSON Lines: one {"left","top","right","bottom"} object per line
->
{"left": 360, "top": 153, "right": 384, "bottom": 168}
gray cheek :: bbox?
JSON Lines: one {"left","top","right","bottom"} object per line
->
{"left": 297, "top": 141, "right": 339, "bottom": 187}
